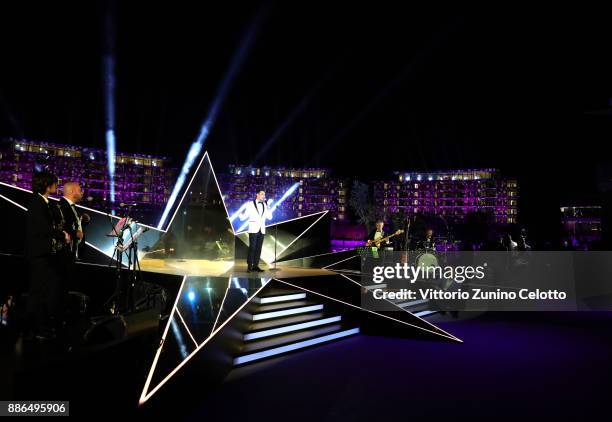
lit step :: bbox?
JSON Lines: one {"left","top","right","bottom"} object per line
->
{"left": 397, "top": 298, "right": 429, "bottom": 308}
{"left": 239, "top": 324, "right": 346, "bottom": 354}
{"left": 413, "top": 309, "right": 438, "bottom": 318}
{"left": 251, "top": 304, "right": 324, "bottom": 321}
{"left": 234, "top": 327, "right": 360, "bottom": 365}
{"left": 251, "top": 300, "right": 316, "bottom": 313}
{"left": 363, "top": 284, "right": 387, "bottom": 290}
{"left": 244, "top": 316, "right": 342, "bottom": 341}
{"left": 245, "top": 312, "right": 327, "bottom": 331}
{"left": 252, "top": 292, "right": 307, "bottom": 304}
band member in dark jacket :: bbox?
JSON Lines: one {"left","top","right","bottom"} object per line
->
{"left": 25, "top": 171, "right": 71, "bottom": 340}
{"left": 59, "top": 182, "right": 89, "bottom": 257}
{"left": 58, "top": 182, "right": 89, "bottom": 292}
{"left": 365, "top": 220, "right": 390, "bottom": 249}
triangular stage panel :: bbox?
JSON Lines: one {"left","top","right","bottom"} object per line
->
{"left": 0, "top": 183, "right": 28, "bottom": 256}
{"left": 273, "top": 274, "right": 461, "bottom": 342}
{"left": 138, "top": 274, "right": 460, "bottom": 406}
{"left": 140, "top": 275, "right": 271, "bottom": 404}
{"left": 235, "top": 211, "right": 329, "bottom": 265}
{"left": 277, "top": 249, "right": 360, "bottom": 272}
{"left": 138, "top": 152, "right": 274, "bottom": 400}
{"left": 0, "top": 181, "right": 164, "bottom": 266}
{"left": 139, "top": 152, "right": 235, "bottom": 276}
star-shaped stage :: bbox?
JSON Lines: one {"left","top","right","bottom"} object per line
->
{"left": 0, "top": 150, "right": 461, "bottom": 408}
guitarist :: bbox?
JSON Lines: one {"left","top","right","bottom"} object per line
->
{"left": 365, "top": 220, "right": 391, "bottom": 249}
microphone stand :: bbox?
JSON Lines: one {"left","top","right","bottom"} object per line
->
{"left": 268, "top": 223, "right": 280, "bottom": 272}
{"left": 104, "top": 211, "right": 127, "bottom": 314}
{"left": 104, "top": 204, "right": 141, "bottom": 314}
{"left": 266, "top": 200, "right": 280, "bottom": 272}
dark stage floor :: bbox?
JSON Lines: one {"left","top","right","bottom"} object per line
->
{"left": 148, "top": 312, "right": 612, "bottom": 421}
{"left": 4, "top": 312, "right": 611, "bottom": 419}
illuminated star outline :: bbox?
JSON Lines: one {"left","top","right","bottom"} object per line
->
{"left": 0, "top": 153, "right": 462, "bottom": 408}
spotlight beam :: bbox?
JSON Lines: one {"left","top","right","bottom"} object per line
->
{"left": 157, "top": 6, "right": 268, "bottom": 230}
{"left": 235, "top": 182, "right": 299, "bottom": 233}
{"left": 252, "top": 91, "right": 314, "bottom": 165}
{"left": 309, "top": 22, "right": 461, "bottom": 164}
{"left": 251, "top": 49, "right": 351, "bottom": 165}
{"left": 103, "top": 4, "right": 117, "bottom": 210}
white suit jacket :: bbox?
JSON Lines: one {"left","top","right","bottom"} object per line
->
{"left": 240, "top": 200, "right": 273, "bottom": 234}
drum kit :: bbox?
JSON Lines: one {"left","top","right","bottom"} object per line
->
{"left": 412, "top": 237, "right": 438, "bottom": 269}
{"left": 358, "top": 215, "right": 463, "bottom": 273}
{"left": 359, "top": 232, "right": 460, "bottom": 269}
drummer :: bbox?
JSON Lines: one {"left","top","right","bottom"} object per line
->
{"left": 423, "top": 228, "right": 435, "bottom": 250}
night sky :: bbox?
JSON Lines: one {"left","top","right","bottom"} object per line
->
{"left": 1, "top": 2, "right": 610, "bottom": 239}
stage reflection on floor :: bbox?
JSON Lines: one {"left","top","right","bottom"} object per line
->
{"left": 147, "top": 274, "right": 270, "bottom": 392}
{"left": 143, "top": 259, "right": 336, "bottom": 392}
{"left": 139, "top": 258, "right": 335, "bottom": 278}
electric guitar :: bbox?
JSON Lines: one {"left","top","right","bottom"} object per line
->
{"left": 366, "top": 230, "right": 404, "bottom": 248}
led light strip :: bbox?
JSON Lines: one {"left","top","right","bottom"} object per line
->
{"left": 77, "top": 203, "right": 162, "bottom": 232}
{"left": 326, "top": 269, "right": 361, "bottom": 274}
{"left": 234, "top": 182, "right": 300, "bottom": 233}
{"left": 140, "top": 275, "right": 187, "bottom": 404}
{"left": 414, "top": 310, "right": 438, "bottom": 318}
{"left": 272, "top": 210, "right": 329, "bottom": 261}
{"left": 322, "top": 254, "right": 359, "bottom": 269}
{"left": 234, "top": 327, "right": 360, "bottom": 365}
{"left": 84, "top": 241, "right": 127, "bottom": 267}
{"left": 162, "top": 151, "right": 213, "bottom": 232}
{"left": 398, "top": 298, "right": 429, "bottom": 308}
{"left": 139, "top": 278, "right": 270, "bottom": 405}
{"left": 274, "top": 250, "right": 351, "bottom": 267}
{"left": 275, "top": 278, "right": 462, "bottom": 343}
{"left": 234, "top": 210, "right": 328, "bottom": 235}
{"left": 0, "top": 182, "right": 163, "bottom": 232}
{"left": 151, "top": 152, "right": 331, "bottom": 264}
{"left": 235, "top": 211, "right": 330, "bottom": 266}
{"left": 175, "top": 308, "right": 199, "bottom": 348}
{"left": 211, "top": 277, "right": 232, "bottom": 333}
{"left": 252, "top": 304, "right": 324, "bottom": 321}
{"left": 255, "top": 292, "right": 306, "bottom": 304}
{"left": 0, "top": 194, "right": 28, "bottom": 211}
{"left": 363, "top": 284, "right": 387, "bottom": 289}
{"left": 244, "top": 315, "right": 342, "bottom": 341}
{"left": 207, "top": 154, "right": 235, "bottom": 232}
{"left": 337, "top": 274, "right": 462, "bottom": 342}
{"left": 0, "top": 181, "right": 31, "bottom": 193}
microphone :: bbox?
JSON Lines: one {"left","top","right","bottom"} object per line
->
{"left": 86, "top": 196, "right": 94, "bottom": 202}
{"left": 119, "top": 202, "right": 138, "bottom": 208}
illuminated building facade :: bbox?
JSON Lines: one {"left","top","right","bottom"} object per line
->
{"left": 218, "top": 165, "right": 349, "bottom": 222}
{"left": 374, "top": 168, "right": 518, "bottom": 224}
{"left": 0, "top": 138, "right": 175, "bottom": 213}
{"left": 560, "top": 205, "right": 602, "bottom": 249}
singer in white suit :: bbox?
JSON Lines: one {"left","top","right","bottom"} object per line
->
{"left": 239, "top": 189, "right": 273, "bottom": 272}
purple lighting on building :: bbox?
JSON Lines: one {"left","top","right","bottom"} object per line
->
{"left": 220, "top": 165, "right": 348, "bottom": 232}
{"left": 0, "top": 139, "right": 175, "bottom": 223}
{"left": 376, "top": 168, "right": 518, "bottom": 224}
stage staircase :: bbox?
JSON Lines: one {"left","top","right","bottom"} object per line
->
{"left": 361, "top": 283, "right": 440, "bottom": 318}
{"left": 233, "top": 288, "right": 359, "bottom": 366}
